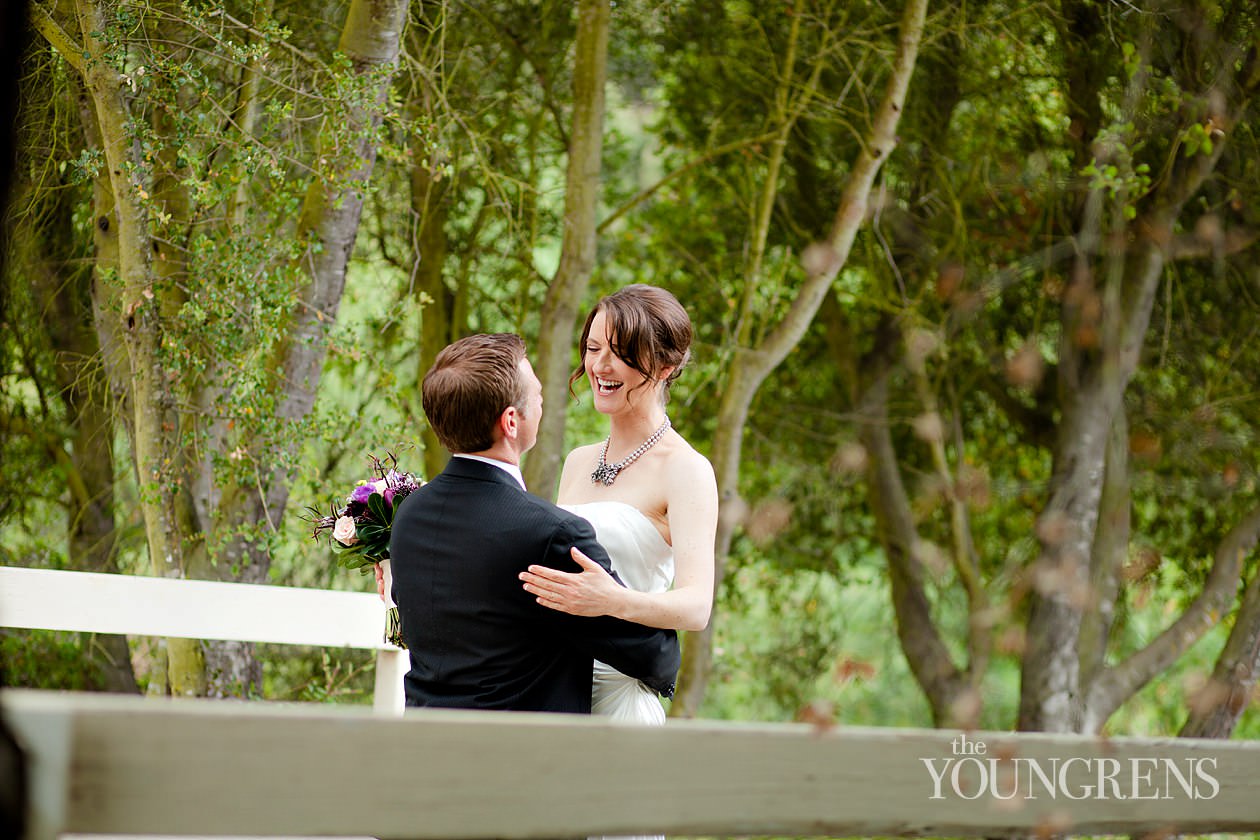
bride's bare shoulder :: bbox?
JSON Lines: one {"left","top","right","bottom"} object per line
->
{"left": 664, "top": 433, "right": 716, "bottom": 484}
{"left": 564, "top": 441, "right": 604, "bottom": 466}
{"left": 558, "top": 442, "right": 602, "bottom": 487}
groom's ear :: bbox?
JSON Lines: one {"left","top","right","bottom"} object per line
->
{"left": 498, "top": 404, "right": 519, "bottom": 442}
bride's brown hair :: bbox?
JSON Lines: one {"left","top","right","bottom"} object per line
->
{"left": 569, "top": 284, "right": 693, "bottom": 400}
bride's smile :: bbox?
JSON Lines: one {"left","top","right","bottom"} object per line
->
{"left": 594, "top": 376, "right": 623, "bottom": 396}
{"left": 584, "top": 310, "right": 651, "bottom": 412}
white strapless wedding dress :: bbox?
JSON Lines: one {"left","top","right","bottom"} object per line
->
{"left": 561, "top": 501, "right": 674, "bottom": 725}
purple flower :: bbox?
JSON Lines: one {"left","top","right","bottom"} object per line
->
{"left": 350, "top": 483, "right": 375, "bottom": 504}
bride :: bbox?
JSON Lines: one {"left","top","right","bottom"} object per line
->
{"left": 519, "top": 284, "right": 718, "bottom": 723}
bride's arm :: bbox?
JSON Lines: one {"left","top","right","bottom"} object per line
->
{"left": 635, "top": 446, "right": 717, "bottom": 630}
{"left": 521, "top": 447, "right": 718, "bottom": 632}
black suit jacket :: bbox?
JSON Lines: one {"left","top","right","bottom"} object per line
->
{"left": 389, "top": 457, "right": 680, "bottom": 712}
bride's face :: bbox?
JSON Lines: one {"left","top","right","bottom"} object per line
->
{"left": 584, "top": 310, "right": 652, "bottom": 414}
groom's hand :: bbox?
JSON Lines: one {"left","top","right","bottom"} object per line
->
{"left": 520, "top": 547, "right": 624, "bottom": 617}
{"left": 373, "top": 563, "right": 386, "bottom": 602}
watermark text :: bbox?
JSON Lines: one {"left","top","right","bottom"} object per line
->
{"left": 921, "top": 734, "right": 1219, "bottom": 801}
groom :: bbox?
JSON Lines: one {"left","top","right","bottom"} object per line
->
{"left": 387, "top": 333, "right": 679, "bottom": 711}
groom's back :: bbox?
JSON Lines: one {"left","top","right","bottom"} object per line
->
{"left": 389, "top": 459, "right": 596, "bottom": 712}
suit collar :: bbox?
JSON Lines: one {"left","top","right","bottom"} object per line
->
{"left": 442, "top": 455, "right": 527, "bottom": 491}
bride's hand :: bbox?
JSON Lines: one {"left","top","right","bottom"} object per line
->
{"left": 373, "top": 562, "right": 386, "bottom": 603}
{"left": 520, "top": 547, "right": 621, "bottom": 616}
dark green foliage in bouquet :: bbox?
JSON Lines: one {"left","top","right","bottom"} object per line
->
{"left": 306, "top": 454, "right": 423, "bottom": 574}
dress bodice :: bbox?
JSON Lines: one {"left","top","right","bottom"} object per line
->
{"left": 560, "top": 501, "right": 673, "bottom": 730}
{"left": 559, "top": 501, "right": 674, "bottom": 595}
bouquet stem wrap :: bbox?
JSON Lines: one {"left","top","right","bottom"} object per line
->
{"left": 381, "top": 559, "right": 406, "bottom": 649}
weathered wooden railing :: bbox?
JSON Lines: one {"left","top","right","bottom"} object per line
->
{"left": 4, "top": 691, "right": 1260, "bottom": 839}
{"left": 0, "top": 566, "right": 405, "bottom": 715}
{"left": 3, "top": 565, "right": 1259, "bottom": 838}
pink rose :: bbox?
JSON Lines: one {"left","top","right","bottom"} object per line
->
{"left": 332, "top": 515, "right": 359, "bottom": 546}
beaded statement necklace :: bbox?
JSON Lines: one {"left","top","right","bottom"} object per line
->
{"left": 591, "top": 416, "right": 671, "bottom": 486}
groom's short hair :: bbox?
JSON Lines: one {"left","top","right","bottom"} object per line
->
{"left": 423, "top": 333, "right": 528, "bottom": 454}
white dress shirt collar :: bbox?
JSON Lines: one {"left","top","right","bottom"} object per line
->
{"left": 452, "top": 453, "right": 526, "bottom": 491}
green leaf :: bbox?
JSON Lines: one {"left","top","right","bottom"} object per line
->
{"left": 367, "top": 492, "right": 389, "bottom": 523}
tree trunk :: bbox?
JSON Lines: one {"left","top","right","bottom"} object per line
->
{"left": 414, "top": 159, "right": 453, "bottom": 481}
{"left": 73, "top": 0, "right": 182, "bottom": 573}
{"left": 198, "top": 0, "right": 409, "bottom": 696}
{"left": 672, "top": 348, "right": 762, "bottom": 717}
{"left": 672, "top": 0, "right": 929, "bottom": 716}
{"left": 68, "top": 0, "right": 201, "bottom": 693}
{"left": 857, "top": 355, "right": 971, "bottom": 726}
{"left": 66, "top": 405, "right": 133, "bottom": 690}
{"left": 7, "top": 20, "right": 136, "bottom": 694}
{"left": 1, "top": 0, "right": 31, "bottom": 829}
{"left": 523, "top": 0, "right": 610, "bottom": 499}
{"left": 1078, "top": 409, "right": 1128, "bottom": 698}
{"left": 42, "top": 191, "right": 136, "bottom": 695}
{"left": 1180, "top": 515, "right": 1260, "bottom": 738}
{"left": 277, "top": 0, "right": 409, "bottom": 433}
{"left": 1019, "top": 312, "right": 1126, "bottom": 732}
{"left": 1020, "top": 63, "right": 1244, "bottom": 727}
{"left": 8, "top": 86, "right": 134, "bottom": 692}
{"left": 408, "top": 4, "right": 455, "bottom": 482}
{"left": 49, "top": 0, "right": 409, "bottom": 697}
{"left": 781, "top": 26, "right": 987, "bottom": 727}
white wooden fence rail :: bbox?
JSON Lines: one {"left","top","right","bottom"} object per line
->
{"left": 0, "top": 566, "right": 405, "bottom": 715}
{"left": 4, "top": 566, "right": 1260, "bottom": 838}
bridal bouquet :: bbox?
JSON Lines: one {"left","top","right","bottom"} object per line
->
{"left": 307, "top": 454, "right": 422, "bottom": 648}
{"left": 308, "top": 454, "right": 423, "bottom": 573}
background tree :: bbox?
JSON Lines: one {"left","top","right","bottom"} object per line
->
{"left": 4, "top": 49, "right": 134, "bottom": 690}
{"left": 22, "top": 0, "right": 409, "bottom": 695}
{"left": 664, "top": 0, "right": 930, "bottom": 717}
{"left": 2, "top": 0, "right": 34, "bottom": 834}
{"left": 4, "top": 0, "right": 1258, "bottom": 741}
{"left": 805, "top": 0, "right": 1260, "bottom": 732}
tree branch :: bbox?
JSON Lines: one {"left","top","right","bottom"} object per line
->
{"left": 753, "top": 0, "right": 930, "bottom": 381}
{"left": 910, "top": 365, "right": 988, "bottom": 658}
{"left": 733, "top": 8, "right": 805, "bottom": 347}
{"left": 270, "top": 0, "right": 408, "bottom": 432}
{"left": 1166, "top": 227, "right": 1260, "bottom": 261}
{"left": 1181, "top": 556, "right": 1260, "bottom": 739}
{"left": 596, "top": 129, "right": 779, "bottom": 235}
{"left": 224, "top": 0, "right": 274, "bottom": 231}
{"left": 30, "top": 3, "right": 85, "bottom": 74}
{"left": 857, "top": 341, "right": 969, "bottom": 726}
{"left": 466, "top": 3, "right": 571, "bottom": 151}
{"left": 522, "top": 0, "right": 610, "bottom": 499}
{"left": 1078, "top": 411, "right": 1129, "bottom": 696}
{"left": 1084, "top": 503, "right": 1260, "bottom": 731}
{"left": 672, "top": 0, "right": 931, "bottom": 719}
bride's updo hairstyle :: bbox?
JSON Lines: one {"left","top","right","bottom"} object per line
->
{"left": 570, "top": 284, "right": 693, "bottom": 401}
